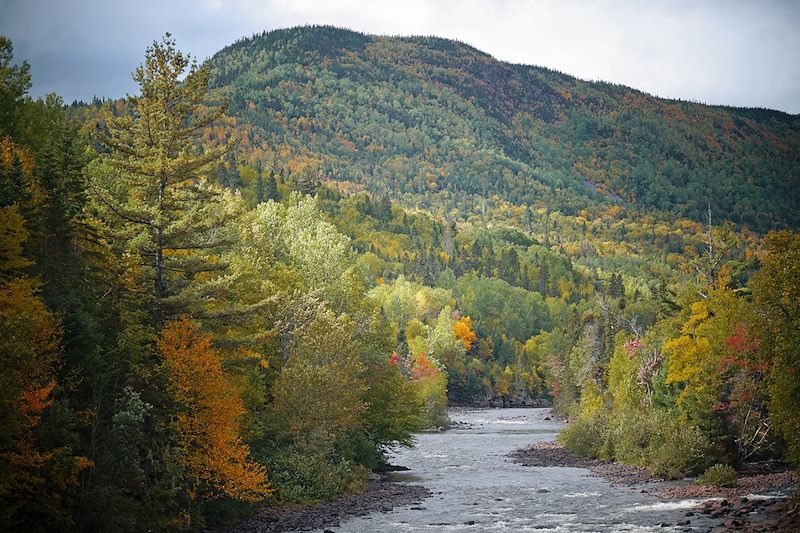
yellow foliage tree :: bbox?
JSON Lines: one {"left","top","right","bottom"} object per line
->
{"left": 496, "top": 366, "right": 514, "bottom": 397}
{"left": 157, "top": 317, "right": 271, "bottom": 503}
{"left": 453, "top": 315, "right": 477, "bottom": 350}
{"left": 663, "top": 300, "right": 713, "bottom": 406}
{"left": 663, "top": 284, "right": 755, "bottom": 416}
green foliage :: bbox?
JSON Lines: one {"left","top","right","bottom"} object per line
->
{"left": 637, "top": 412, "right": 710, "bottom": 479}
{"left": 455, "top": 275, "right": 552, "bottom": 343}
{"left": 204, "top": 26, "right": 799, "bottom": 231}
{"left": 228, "top": 192, "right": 426, "bottom": 501}
{"left": 270, "top": 309, "right": 367, "bottom": 446}
{"left": 266, "top": 446, "right": 367, "bottom": 503}
{"left": 696, "top": 464, "right": 738, "bottom": 488}
{"left": 233, "top": 193, "right": 357, "bottom": 308}
{"left": 92, "top": 34, "right": 240, "bottom": 324}
{"left": 559, "top": 410, "right": 609, "bottom": 460}
{"left": 562, "top": 406, "right": 710, "bottom": 479}
{"left": 426, "top": 306, "right": 465, "bottom": 371}
{"left": 751, "top": 231, "right": 800, "bottom": 469}
{"left": 362, "top": 364, "right": 422, "bottom": 451}
{"left": 0, "top": 36, "right": 31, "bottom": 136}
{"left": 4, "top": 27, "right": 800, "bottom": 531}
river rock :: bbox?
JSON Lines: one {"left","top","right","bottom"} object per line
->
{"left": 211, "top": 476, "right": 431, "bottom": 533}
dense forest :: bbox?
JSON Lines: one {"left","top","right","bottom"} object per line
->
{"left": 198, "top": 26, "right": 800, "bottom": 231}
{"left": 1, "top": 25, "right": 799, "bottom": 532}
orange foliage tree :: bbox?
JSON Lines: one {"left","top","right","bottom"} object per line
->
{"left": 453, "top": 315, "right": 477, "bottom": 350}
{"left": 157, "top": 317, "right": 271, "bottom": 503}
{"left": 0, "top": 206, "right": 90, "bottom": 528}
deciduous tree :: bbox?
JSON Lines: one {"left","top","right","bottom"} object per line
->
{"left": 751, "top": 231, "right": 800, "bottom": 468}
{"left": 157, "top": 317, "right": 271, "bottom": 505}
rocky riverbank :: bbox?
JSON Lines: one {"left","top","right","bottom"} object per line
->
{"left": 214, "top": 474, "right": 430, "bottom": 533}
{"left": 510, "top": 440, "right": 656, "bottom": 484}
{"left": 697, "top": 496, "right": 799, "bottom": 532}
{"left": 511, "top": 441, "right": 798, "bottom": 531}
{"left": 449, "top": 397, "right": 552, "bottom": 409}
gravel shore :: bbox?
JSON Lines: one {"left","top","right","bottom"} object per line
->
{"left": 510, "top": 440, "right": 656, "bottom": 485}
{"left": 214, "top": 474, "right": 430, "bottom": 533}
{"left": 511, "top": 440, "right": 799, "bottom": 531}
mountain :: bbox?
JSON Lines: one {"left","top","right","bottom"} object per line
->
{"left": 202, "top": 25, "right": 800, "bottom": 231}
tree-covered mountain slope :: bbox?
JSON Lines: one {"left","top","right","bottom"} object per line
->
{"left": 203, "top": 25, "right": 800, "bottom": 231}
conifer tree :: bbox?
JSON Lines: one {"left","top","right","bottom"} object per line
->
{"left": 0, "top": 37, "right": 31, "bottom": 137}
{"left": 265, "top": 169, "right": 279, "bottom": 201}
{"left": 379, "top": 194, "right": 392, "bottom": 222}
{"left": 295, "top": 171, "right": 319, "bottom": 196}
{"left": 254, "top": 173, "right": 265, "bottom": 204}
{"left": 91, "top": 34, "right": 239, "bottom": 323}
{"left": 608, "top": 273, "right": 624, "bottom": 298}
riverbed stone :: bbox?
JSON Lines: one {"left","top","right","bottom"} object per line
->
{"left": 209, "top": 474, "right": 431, "bottom": 533}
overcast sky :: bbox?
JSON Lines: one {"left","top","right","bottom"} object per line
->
{"left": 2, "top": 0, "right": 799, "bottom": 113}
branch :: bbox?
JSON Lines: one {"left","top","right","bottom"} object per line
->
{"left": 89, "top": 183, "right": 155, "bottom": 228}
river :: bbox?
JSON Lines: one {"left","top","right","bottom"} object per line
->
{"left": 321, "top": 407, "right": 723, "bottom": 532}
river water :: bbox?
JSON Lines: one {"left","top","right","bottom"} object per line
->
{"left": 324, "top": 407, "right": 724, "bottom": 532}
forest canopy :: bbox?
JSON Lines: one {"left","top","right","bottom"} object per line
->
{"left": 1, "top": 26, "right": 799, "bottom": 532}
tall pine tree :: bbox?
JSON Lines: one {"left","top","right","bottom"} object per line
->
{"left": 91, "top": 34, "right": 240, "bottom": 324}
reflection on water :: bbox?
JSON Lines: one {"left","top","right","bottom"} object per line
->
{"left": 314, "top": 408, "right": 721, "bottom": 532}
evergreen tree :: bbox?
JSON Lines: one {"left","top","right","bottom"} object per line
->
{"left": 295, "top": 171, "right": 319, "bottom": 196}
{"left": 255, "top": 172, "right": 265, "bottom": 204}
{"left": 537, "top": 262, "right": 549, "bottom": 296}
{"left": 379, "top": 194, "right": 392, "bottom": 222}
{"left": 91, "top": 34, "right": 238, "bottom": 323}
{"left": 0, "top": 37, "right": 31, "bottom": 137}
{"left": 608, "top": 273, "right": 624, "bottom": 298}
{"left": 469, "top": 239, "right": 483, "bottom": 272}
{"left": 217, "top": 154, "right": 242, "bottom": 190}
{"left": 498, "top": 248, "right": 520, "bottom": 286}
{"left": 32, "top": 97, "right": 87, "bottom": 308}
{"left": 266, "top": 169, "right": 279, "bottom": 201}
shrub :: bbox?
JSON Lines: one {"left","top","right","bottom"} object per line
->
{"left": 586, "top": 407, "right": 711, "bottom": 479}
{"left": 645, "top": 412, "right": 711, "bottom": 479}
{"left": 602, "top": 408, "right": 656, "bottom": 465}
{"left": 559, "top": 409, "right": 609, "bottom": 459}
{"left": 696, "top": 464, "right": 738, "bottom": 487}
{"left": 267, "top": 446, "right": 367, "bottom": 503}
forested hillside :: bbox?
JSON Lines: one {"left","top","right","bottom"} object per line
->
{"left": 2, "top": 25, "right": 800, "bottom": 532}
{"left": 203, "top": 25, "right": 800, "bottom": 231}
